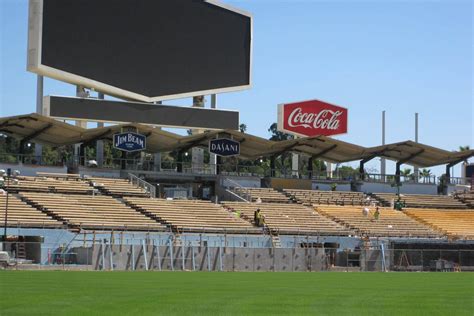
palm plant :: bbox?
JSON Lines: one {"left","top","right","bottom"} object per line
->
{"left": 459, "top": 145, "right": 470, "bottom": 152}
{"left": 420, "top": 168, "right": 431, "bottom": 183}
{"left": 401, "top": 168, "right": 412, "bottom": 177}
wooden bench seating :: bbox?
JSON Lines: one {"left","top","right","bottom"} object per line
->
{"left": 124, "top": 197, "right": 254, "bottom": 232}
{"left": 284, "top": 189, "right": 372, "bottom": 206}
{"left": 372, "top": 193, "right": 468, "bottom": 209}
{"left": 454, "top": 192, "right": 474, "bottom": 208}
{"left": 404, "top": 208, "right": 474, "bottom": 239}
{"left": 0, "top": 194, "right": 63, "bottom": 228}
{"left": 6, "top": 176, "right": 93, "bottom": 194}
{"left": 233, "top": 187, "right": 290, "bottom": 203}
{"left": 315, "top": 205, "right": 440, "bottom": 238}
{"left": 222, "top": 202, "right": 353, "bottom": 235}
{"left": 19, "top": 192, "right": 165, "bottom": 231}
{"left": 87, "top": 177, "right": 149, "bottom": 197}
{"left": 36, "top": 172, "right": 81, "bottom": 180}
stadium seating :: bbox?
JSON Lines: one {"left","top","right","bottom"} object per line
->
{"left": 315, "top": 205, "right": 439, "bottom": 238}
{"left": 404, "top": 208, "right": 474, "bottom": 239}
{"left": 372, "top": 193, "right": 468, "bottom": 209}
{"left": 5, "top": 176, "right": 93, "bottom": 194}
{"left": 232, "top": 187, "right": 289, "bottom": 203}
{"left": 124, "top": 197, "right": 255, "bottom": 233}
{"left": 222, "top": 202, "right": 353, "bottom": 235}
{"left": 454, "top": 191, "right": 474, "bottom": 208}
{"left": 283, "top": 189, "right": 372, "bottom": 206}
{"left": 19, "top": 192, "right": 164, "bottom": 231}
{"left": 0, "top": 193, "right": 63, "bottom": 228}
{"left": 87, "top": 177, "right": 150, "bottom": 197}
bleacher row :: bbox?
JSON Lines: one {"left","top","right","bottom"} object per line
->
{"left": 283, "top": 189, "right": 372, "bottom": 206}
{"left": 0, "top": 175, "right": 473, "bottom": 239}
{"left": 5, "top": 173, "right": 150, "bottom": 197}
{"left": 237, "top": 187, "right": 472, "bottom": 209}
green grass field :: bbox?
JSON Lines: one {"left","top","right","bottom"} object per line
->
{"left": 1, "top": 271, "right": 473, "bottom": 316}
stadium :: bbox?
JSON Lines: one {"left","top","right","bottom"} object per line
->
{"left": 0, "top": 0, "right": 473, "bottom": 315}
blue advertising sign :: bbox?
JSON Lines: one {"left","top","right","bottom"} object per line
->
{"left": 113, "top": 132, "right": 146, "bottom": 152}
{"left": 209, "top": 138, "right": 240, "bottom": 157}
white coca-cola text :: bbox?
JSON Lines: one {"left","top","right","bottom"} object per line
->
{"left": 287, "top": 107, "right": 342, "bottom": 130}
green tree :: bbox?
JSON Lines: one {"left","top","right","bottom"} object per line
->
{"left": 239, "top": 124, "right": 247, "bottom": 133}
{"left": 268, "top": 123, "right": 293, "bottom": 141}
{"left": 420, "top": 168, "right": 431, "bottom": 183}
{"left": 458, "top": 145, "right": 470, "bottom": 152}
{"left": 401, "top": 168, "right": 412, "bottom": 177}
{"left": 420, "top": 168, "right": 431, "bottom": 177}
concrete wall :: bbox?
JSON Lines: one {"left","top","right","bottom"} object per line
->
{"left": 312, "top": 182, "right": 351, "bottom": 191}
{"left": 0, "top": 163, "right": 67, "bottom": 177}
{"left": 219, "top": 175, "right": 261, "bottom": 188}
{"left": 78, "top": 167, "right": 121, "bottom": 178}
{"left": 269, "top": 178, "right": 311, "bottom": 190}
{"left": 361, "top": 182, "right": 437, "bottom": 195}
{"left": 91, "top": 245, "right": 331, "bottom": 272}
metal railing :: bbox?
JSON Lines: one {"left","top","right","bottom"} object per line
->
{"left": 359, "top": 173, "right": 437, "bottom": 184}
{"left": 220, "top": 177, "right": 252, "bottom": 202}
{"left": 128, "top": 173, "right": 156, "bottom": 198}
{"left": 2, "top": 153, "right": 470, "bottom": 186}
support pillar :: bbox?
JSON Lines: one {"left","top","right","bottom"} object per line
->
{"left": 307, "top": 156, "right": 313, "bottom": 179}
{"left": 79, "top": 144, "right": 85, "bottom": 166}
{"left": 395, "top": 162, "right": 401, "bottom": 184}
{"left": 35, "top": 75, "right": 44, "bottom": 161}
{"left": 359, "top": 161, "right": 365, "bottom": 181}
{"left": 191, "top": 96, "right": 205, "bottom": 173}
{"left": 270, "top": 156, "right": 276, "bottom": 177}
{"left": 96, "top": 92, "right": 105, "bottom": 167}
{"left": 177, "top": 151, "right": 184, "bottom": 173}
{"left": 75, "top": 86, "right": 88, "bottom": 165}
{"left": 326, "top": 162, "right": 333, "bottom": 179}
{"left": 414, "top": 113, "right": 419, "bottom": 182}
{"left": 216, "top": 155, "right": 222, "bottom": 175}
{"left": 291, "top": 153, "right": 299, "bottom": 178}
{"left": 381, "top": 110, "right": 386, "bottom": 182}
{"left": 19, "top": 140, "right": 26, "bottom": 164}
{"left": 210, "top": 94, "right": 217, "bottom": 174}
{"left": 154, "top": 152, "right": 162, "bottom": 172}
{"left": 121, "top": 151, "right": 127, "bottom": 170}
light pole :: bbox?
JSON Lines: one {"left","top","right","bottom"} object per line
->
{"left": 0, "top": 168, "right": 20, "bottom": 242}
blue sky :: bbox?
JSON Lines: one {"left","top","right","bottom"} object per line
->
{"left": 0, "top": 0, "right": 472, "bottom": 176}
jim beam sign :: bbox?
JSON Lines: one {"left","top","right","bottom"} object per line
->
{"left": 113, "top": 130, "right": 146, "bottom": 152}
{"left": 277, "top": 99, "right": 348, "bottom": 137}
{"left": 209, "top": 138, "right": 240, "bottom": 157}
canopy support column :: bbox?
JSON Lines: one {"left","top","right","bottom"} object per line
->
{"left": 96, "top": 92, "right": 105, "bottom": 167}
{"left": 216, "top": 155, "right": 222, "bottom": 175}
{"left": 120, "top": 150, "right": 126, "bottom": 170}
{"left": 359, "top": 155, "right": 377, "bottom": 181}
{"left": 270, "top": 156, "right": 276, "bottom": 177}
{"left": 307, "top": 156, "right": 313, "bottom": 179}
{"left": 191, "top": 96, "right": 205, "bottom": 173}
{"left": 177, "top": 151, "right": 184, "bottom": 173}
{"left": 35, "top": 75, "right": 44, "bottom": 162}
{"left": 395, "top": 162, "right": 401, "bottom": 184}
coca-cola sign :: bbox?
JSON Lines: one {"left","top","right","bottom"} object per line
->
{"left": 277, "top": 99, "right": 348, "bottom": 137}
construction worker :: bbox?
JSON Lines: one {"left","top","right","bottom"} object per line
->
{"left": 254, "top": 208, "right": 261, "bottom": 226}
{"left": 374, "top": 207, "right": 380, "bottom": 221}
{"left": 362, "top": 207, "right": 369, "bottom": 218}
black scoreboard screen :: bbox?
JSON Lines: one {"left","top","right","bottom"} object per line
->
{"left": 28, "top": 0, "right": 252, "bottom": 102}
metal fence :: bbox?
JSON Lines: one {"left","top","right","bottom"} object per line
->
{"left": 2, "top": 153, "right": 471, "bottom": 185}
{"left": 2, "top": 241, "right": 473, "bottom": 272}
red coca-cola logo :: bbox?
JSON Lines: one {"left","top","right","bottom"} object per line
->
{"left": 278, "top": 99, "right": 348, "bottom": 137}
